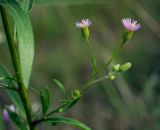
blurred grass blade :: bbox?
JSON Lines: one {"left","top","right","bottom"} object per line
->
{"left": 43, "top": 117, "right": 91, "bottom": 130}
{"left": 0, "top": 0, "right": 34, "bottom": 88}
{"left": 53, "top": 79, "right": 66, "bottom": 94}
{"left": 0, "top": 64, "right": 25, "bottom": 117}
{"left": 40, "top": 87, "right": 50, "bottom": 116}
{"left": 143, "top": 73, "right": 159, "bottom": 102}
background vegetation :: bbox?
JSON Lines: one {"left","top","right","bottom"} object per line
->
{"left": 0, "top": 0, "right": 160, "bottom": 130}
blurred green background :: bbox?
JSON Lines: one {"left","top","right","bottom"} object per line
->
{"left": 1, "top": 0, "right": 160, "bottom": 130}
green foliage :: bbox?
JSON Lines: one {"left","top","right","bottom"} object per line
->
{"left": 21, "top": 0, "right": 34, "bottom": 12}
{"left": 47, "top": 97, "right": 80, "bottom": 116}
{"left": 6, "top": 107, "right": 28, "bottom": 130}
{"left": 40, "top": 87, "right": 50, "bottom": 116}
{"left": 43, "top": 117, "right": 91, "bottom": 130}
{"left": 1, "top": 0, "right": 159, "bottom": 129}
{"left": 0, "top": 64, "right": 25, "bottom": 117}
{"left": 0, "top": 0, "right": 34, "bottom": 88}
{"left": 53, "top": 79, "right": 66, "bottom": 94}
{"left": 59, "top": 97, "right": 80, "bottom": 112}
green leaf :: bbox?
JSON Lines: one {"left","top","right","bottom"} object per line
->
{"left": 35, "top": 0, "right": 105, "bottom": 5}
{"left": 21, "top": 0, "right": 34, "bottom": 12}
{"left": 53, "top": 79, "right": 66, "bottom": 94}
{"left": 0, "top": 64, "right": 25, "bottom": 117}
{"left": 6, "top": 107, "right": 28, "bottom": 130}
{"left": 62, "top": 97, "right": 80, "bottom": 112}
{"left": 47, "top": 97, "right": 80, "bottom": 116}
{"left": 43, "top": 117, "right": 91, "bottom": 130}
{"left": 0, "top": 0, "right": 34, "bottom": 88}
{"left": 40, "top": 87, "right": 50, "bottom": 116}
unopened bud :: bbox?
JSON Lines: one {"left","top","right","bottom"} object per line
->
{"left": 82, "top": 27, "right": 89, "bottom": 39}
{"left": 113, "top": 64, "right": 120, "bottom": 72}
{"left": 120, "top": 62, "right": 132, "bottom": 72}
{"left": 72, "top": 90, "right": 81, "bottom": 98}
{"left": 58, "top": 108, "right": 63, "bottom": 112}
{"left": 108, "top": 75, "right": 116, "bottom": 80}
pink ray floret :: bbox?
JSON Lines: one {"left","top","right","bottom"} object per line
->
{"left": 122, "top": 18, "right": 141, "bottom": 31}
{"left": 76, "top": 19, "right": 92, "bottom": 28}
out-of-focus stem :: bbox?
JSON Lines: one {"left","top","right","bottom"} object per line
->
{"left": 104, "top": 40, "right": 125, "bottom": 68}
{"left": 86, "top": 38, "right": 97, "bottom": 73}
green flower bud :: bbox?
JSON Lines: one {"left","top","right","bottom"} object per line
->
{"left": 120, "top": 62, "right": 132, "bottom": 72}
{"left": 58, "top": 108, "right": 63, "bottom": 112}
{"left": 72, "top": 90, "right": 81, "bottom": 98}
{"left": 82, "top": 27, "right": 89, "bottom": 39}
{"left": 108, "top": 75, "right": 116, "bottom": 80}
{"left": 113, "top": 64, "right": 120, "bottom": 72}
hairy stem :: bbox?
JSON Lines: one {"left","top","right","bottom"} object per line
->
{"left": 0, "top": 6, "right": 36, "bottom": 130}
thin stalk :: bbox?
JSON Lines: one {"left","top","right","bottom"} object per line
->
{"left": 104, "top": 41, "right": 124, "bottom": 68}
{"left": 86, "top": 38, "right": 97, "bottom": 73}
{"left": 0, "top": 6, "right": 36, "bottom": 130}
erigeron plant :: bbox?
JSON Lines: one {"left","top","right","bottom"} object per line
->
{"left": 0, "top": 1, "right": 141, "bottom": 130}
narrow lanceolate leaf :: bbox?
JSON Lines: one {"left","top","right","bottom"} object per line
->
{"left": 0, "top": 0, "right": 34, "bottom": 88}
{"left": 53, "top": 79, "right": 66, "bottom": 94}
{"left": 43, "top": 117, "right": 91, "bottom": 130}
{"left": 21, "top": 0, "right": 34, "bottom": 12}
{"left": 40, "top": 87, "right": 50, "bottom": 116}
{"left": 0, "top": 64, "right": 25, "bottom": 117}
{"left": 6, "top": 107, "right": 28, "bottom": 130}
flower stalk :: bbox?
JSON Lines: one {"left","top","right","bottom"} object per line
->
{"left": 104, "top": 18, "right": 141, "bottom": 68}
{"left": 76, "top": 19, "right": 97, "bottom": 73}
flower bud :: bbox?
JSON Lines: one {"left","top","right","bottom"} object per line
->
{"left": 108, "top": 75, "right": 116, "bottom": 80}
{"left": 113, "top": 64, "right": 120, "bottom": 72}
{"left": 58, "top": 108, "right": 63, "bottom": 112}
{"left": 82, "top": 27, "right": 89, "bottom": 39}
{"left": 120, "top": 62, "right": 132, "bottom": 72}
{"left": 72, "top": 90, "right": 81, "bottom": 99}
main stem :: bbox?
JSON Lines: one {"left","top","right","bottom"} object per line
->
{"left": 0, "top": 6, "right": 35, "bottom": 130}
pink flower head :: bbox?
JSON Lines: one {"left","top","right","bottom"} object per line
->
{"left": 76, "top": 19, "right": 92, "bottom": 28}
{"left": 122, "top": 18, "right": 141, "bottom": 32}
